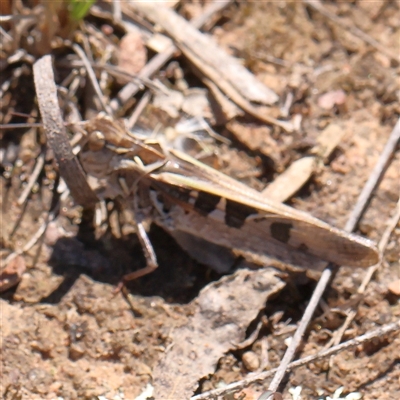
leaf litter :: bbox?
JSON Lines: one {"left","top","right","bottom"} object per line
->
{"left": 1, "top": 1, "right": 399, "bottom": 400}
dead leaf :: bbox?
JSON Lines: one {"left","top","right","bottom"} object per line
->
{"left": 152, "top": 268, "right": 285, "bottom": 398}
{"left": 128, "top": 2, "right": 295, "bottom": 132}
{"left": 262, "top": 157, "right": 316, "bottom": 202}
{"left": 131, "top": 2, "right": 278, "bottom": 105}
{"left": 0, "top": 255, "right": 26, "bottom": 292}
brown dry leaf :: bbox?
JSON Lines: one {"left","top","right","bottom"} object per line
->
{"left": 262, "top": 157, "right": 316, "bottom": 202}
{"left": 0, "top": 255, "right": 26, "bottom": 292}
{"left": 317, "top": 90, "right": 347, "bottom": 110}
{"left": 117, "top": 31, "right": 147, "bottom": 76}
{"left": 152, "top": 268, "right": 285, "bottom": 398}
{"left": 129, "top": 2, "right": 279, "bottom": 106}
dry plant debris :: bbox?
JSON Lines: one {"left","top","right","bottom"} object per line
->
{"left": 1, "top": 1, "right": 399, "bottom": 400}
{"left": 152, "top": 269, "right": 284, "bottom": 399}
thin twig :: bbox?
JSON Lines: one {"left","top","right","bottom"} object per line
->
{"left": 327, "top": 197, "right": 400, "bottom": 350}
{"left": 191, "top": 320, "right": 400, "bottom": 400}
{"left": 112, "top": 0, "right": 122, "bottom": 23}
{"left": 0, "top": 64, "right": 24, "bottom": 99}
{"left": 72, "top": 44, "right": 113, "bottom": 116}
{"left": 131, "top": 2, "right": 292, "bottom": 131}
{"left": 302, "top": 0, "right": 400, "bottom": 63}
{"left": 0, "top": 25, "right": 13, "bottom": 42}
{"left": 267, "top": 267, "right": 333, "bottom": 393}
{"left": 0, "top": 123, "right": 43, "bottom": 129}
{"left": 324, "top": 120, "right": 400, "bottom": 349}
{"left": 56, "top": 59, "right": 156, "bottom": 89}
{"left": 359, "top": 196, "right": 400, "bottom": 294}
{"left": 126, "top": 90, "right": 152, "bottom": 130}
{"left": 3, "top": 206, "right": 58, "bottom": 268}
{"left": 17, "top": 150, "right": 45, "bottom": 206}
{"left": 0, "top": 14, "right": 37, "bottom": 23}
{"left": 267, "top": 118, "right": 400, "bottom": 393}
{"left": 0, "top": 121, "right": 79, "bottom": 130}
{"left": 345, "top": 118, "right": 400, "bottom": 232}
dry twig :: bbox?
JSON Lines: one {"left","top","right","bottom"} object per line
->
{"left": 111, "top": 0, "right": 234, "bottom": 111}
{"left": 267, "top": 119, "right": 400, "bottom": 394}
{"left": 3, "top": 206, "right": 57, "bottom": 268}
{"left": 129, "top": 2, "right": 295, "bottom": 132}
{"left": 345, "top": 118, "right": 400, "bottom": 232}
{"left": 191, "top": 319, "right": 400, "bottom": 400}
{"left": 126, "top": 90, "right": 152, "bottom": 130}
{"left": 17, "top": 150, "right": 45, "bottom": 206}
{"left": 327, "top": 196, "right": 400, "bottom": 350}
{"left": 71, "top": 43, "right": 113, "bottom": 116}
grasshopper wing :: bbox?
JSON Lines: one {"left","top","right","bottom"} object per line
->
{"left": 149, "top": 149, "right": 379, "bottom": 268}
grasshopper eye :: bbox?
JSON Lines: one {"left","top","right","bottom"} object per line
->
{"left": 87, "top": 130, "right": 106, "bottom": 151}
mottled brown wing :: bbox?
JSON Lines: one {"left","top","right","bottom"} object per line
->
{"left": 149, "top": 149, "right": 379, "bottom": 268}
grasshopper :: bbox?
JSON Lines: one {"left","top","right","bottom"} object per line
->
{"left": 77, "top": 115, "right": 379, "bottom": 281}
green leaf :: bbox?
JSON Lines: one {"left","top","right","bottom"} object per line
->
{"left": 68, "top": 0, "right": 96, "bottom": 21}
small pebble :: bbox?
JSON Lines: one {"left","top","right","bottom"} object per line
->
{"left": 242, "top": 351, "right": 260, "bottom": 371}
{"left": 388, "top": 279, "right": 400, "bottom": 296}
{"left": 69, "top": 343, "right": 85, "bottom": 361}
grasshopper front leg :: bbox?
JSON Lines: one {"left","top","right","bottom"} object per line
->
{"left": 114, "top": 177, "right": 159, "bottom": 292}
{"left": 114, "top": 208, "right": 158, "bottom": 293}
{"left": 123, "top": 213, "right": 158, "bottom": 282}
